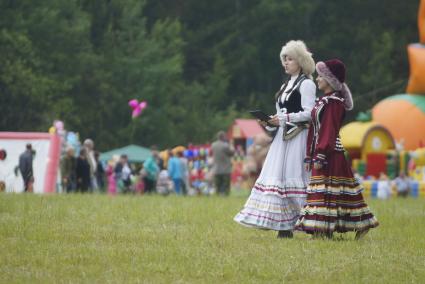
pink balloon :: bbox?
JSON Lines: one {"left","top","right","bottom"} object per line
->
{"left": 132, "top": 108, "right": 142, "bottom": 118}
{"left": 54, "top": 120, "right": 64, "bottom": 131}
{"left": 129, "top": 99, "right": 148, "bottom": 118}
{"left": 128, "top": 99, "right": 138, "bottom": 108}
{"left": 139, "top": 101, "right": 147, "bottom": 109}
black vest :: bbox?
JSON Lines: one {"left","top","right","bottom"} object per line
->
{"left": 277, "top": 75, "right": 307, "bottom": 114}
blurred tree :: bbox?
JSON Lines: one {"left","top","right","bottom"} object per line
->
{"left": 0, "top": 0, "right": 420, "bottom": 150}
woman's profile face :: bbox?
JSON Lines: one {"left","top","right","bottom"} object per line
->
{"left": 316, "top": 75, "right": 331, "bottom": 91}
{"left": 283, "top": 55, "right": 301, "bottom": 76}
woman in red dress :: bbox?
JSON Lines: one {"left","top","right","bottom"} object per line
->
{"left": 295, "top": 59, "right": 379, "bottom": 239}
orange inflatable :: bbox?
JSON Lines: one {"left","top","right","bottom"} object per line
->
{"left": 406, "top": 44, "right": 425, "bottom": 94}
{"left": 419, "top": 0, "right": 425, "bottom": 43}
{"left": 372, "top": 95, "right": 425, "bottom": 150}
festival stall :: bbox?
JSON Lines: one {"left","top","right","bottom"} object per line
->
{"left": 0, "top": 132, "right": 61, "bottom": 193}
{"left": 227, "top": 119, "right": 265, "bottom": 151}
{"left": 100, "top": 144, "right": 152, "bottom": 163}
{"left": 226, "top": 119, "right": 266, "bottom": 189}
{"left": 340, "top": 121, "right": 395, "bottom": 178}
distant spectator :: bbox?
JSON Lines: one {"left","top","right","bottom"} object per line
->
{"left": 83, "top": 139, "right": 98, "bottom": 192}
{"left": 179, "top": 151, "right": 190, "bottom": 195}
{"left": 143, "top": 146, "right": 160, "bottom": 194}
{"left": 156, "top": 166, "right": 172, "bottom": 195}
{"left": 168, "top": 151, "right": 183, "bottom": 195}
{"left": 211, "top": 131, "right": 235, "bottom": 196}
{"left": 377, "top": 172, "right": 392, "bottom": 200}
{"left": 106, "top": 160, "right": 117, "bottom": 195}
{"left": 394, "top": 171, "right": 411, "bottom": 198}
{"left": 94, "top": 151, "right": 105, "bottom": 192}
{"left": 114, "top": 154, "right": 132, "bottom": 194}
{"left": 19, "top": 143, "right": 34, "bottom": 192}
{"left": 61, "top": 147, "right": 77, "bottom": 193}
{"left": 76, "top": 149, "right": 91, "bottom": 193}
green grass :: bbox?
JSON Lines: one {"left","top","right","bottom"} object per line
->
{"left": 1, "top": 193, "right": 425, "bottom": 283}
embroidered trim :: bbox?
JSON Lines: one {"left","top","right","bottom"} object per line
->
{"left": 316, "top": 153, "right": 326, "bottom": 160}
{"left": 313, "top": 157, "right": 328, "bottom": 166}
{"left": 335, "top": 136, "right": 345, "bottom": 152}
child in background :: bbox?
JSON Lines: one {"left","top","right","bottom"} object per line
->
{"left": 156, "top": 167, "right": 172, "bottom": 195}
{"left": 106, "top": 160, "right": 116, "bottom": 195}
{"left": 135, "top": 165, "right": 146, "bottom": 195}
{"left": 377, "top": 172, "right": 392, "bottom": 199}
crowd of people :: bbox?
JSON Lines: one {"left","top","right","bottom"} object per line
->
{"left": 55, "top": 132, "right": 235, "bottom": 196}
{"left": 15, "top": 134, "right": 415, "bottom": 202}
{"left": 60, "top": 139, "right": 104, "bottom": 193}
{"left": 10, "top": 131, "right": 235, "bottom": 196}
{"left": 375, "top": 171, "right": 413, "bottom": 199}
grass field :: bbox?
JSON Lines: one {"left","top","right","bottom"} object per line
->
{"left": 1, "top": 193, "right": 425, "bottom": 283}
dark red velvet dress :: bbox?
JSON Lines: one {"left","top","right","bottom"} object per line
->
{"left": 295, "top": 92, "right": 379, "bottom": 233}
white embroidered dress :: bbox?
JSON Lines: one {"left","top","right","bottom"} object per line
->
{"left": 234, "top": 75, "right": 316, "bottom": 230}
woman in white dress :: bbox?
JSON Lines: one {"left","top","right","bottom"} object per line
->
{"left": 234, "top": 40, "right": 316, "bottom": 238}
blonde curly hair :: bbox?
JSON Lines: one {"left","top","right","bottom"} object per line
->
{"left": 280, "top": 40, "right": 315, "bottom": 78}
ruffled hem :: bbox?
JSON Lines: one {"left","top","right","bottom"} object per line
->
{"left": 253, "top": 178, "right": 308, "bottom": 197}
{"left": 234, "top": 190, "right": 306, "bottom": 231}
{"left": 234, "top": 212, "right": 298, "bottom": 231}
{"left": 296, "top": 182, "right": 379, "bottom": 233}
{"left": 295, "top": 214, "right": 379, "bottom": 233}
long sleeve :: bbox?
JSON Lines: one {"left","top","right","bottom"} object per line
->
{"left": 314, "top": 101, "right": 345, "bottom": 161}
{"left": 265, "top": 125, "right": 277, "bottom": 132}
{"left": 287, "top": 79, "right": 316, "bottom": 123}
{"left": 305, "top": 123, "right": 314, "bottom": 159}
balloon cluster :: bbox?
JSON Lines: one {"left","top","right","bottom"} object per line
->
{"left": 183, "top": 148, "right": 210, "bottom": 158}
{"left": 66, "top": 132, "right": 80, "bottom": 156}
{"left": 128, "top": 99, "right": 148, "bottom": 118}
{"left": 49, "top": 120, "right": 65, "bottom": 135}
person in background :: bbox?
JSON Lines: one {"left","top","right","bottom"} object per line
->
{"left": 394, "top": 171, "right": 411, "bottom": 197}
{"left": 19, "top": 143, "right": 34, "bottom": 193}
{"left": 143, "top": 146, "right": 160, "bottom": 194}
{"left": 156, "top": 165, "right": 172, "bottom": 195}
{"left": 179, "top": 151, "right": 190, "bottom": 195}
{"left": 76, "top": 148, "right": 91, "bottom": 193}
{"left": 204, "top": 152, "right": 215, "bottom": 195}
{"left": 377, "top": 172, "right": 392, "bottom": 200}
{"left": 168, "top": 151, "right": 183, "bottom": 195}
{"left": 134, "top": 164, "right": 146, "bottom": 194}
{"left": 61, "top": 147, "right": 76, "bottom": 193}
{"left": 94, "top": 151, "right": 105, "bottom": 192}
{"left": 106, "top": 159, "right": 117, "bottom": 195}
{"left": 114, "top": 154, "right": 132, "bottom": 194}
{"left": 211, "top": 131, "right": 234, "bottom": 196}
{"left": 83, "top": 139, "right": 98, "bottom": 192}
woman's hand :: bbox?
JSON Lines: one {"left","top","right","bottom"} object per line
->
{"left": 267, "top": 115, "right": 280, "bottom": 126}
{"left": 313, "top": 162, "right": 323, "bottom": 170}
{"left": 304, "top": 162, "right": 311, "bottom": 171}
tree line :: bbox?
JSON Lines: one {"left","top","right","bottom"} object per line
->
{"left": 0, "top": 0, "right": 419, "bottom": 150}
